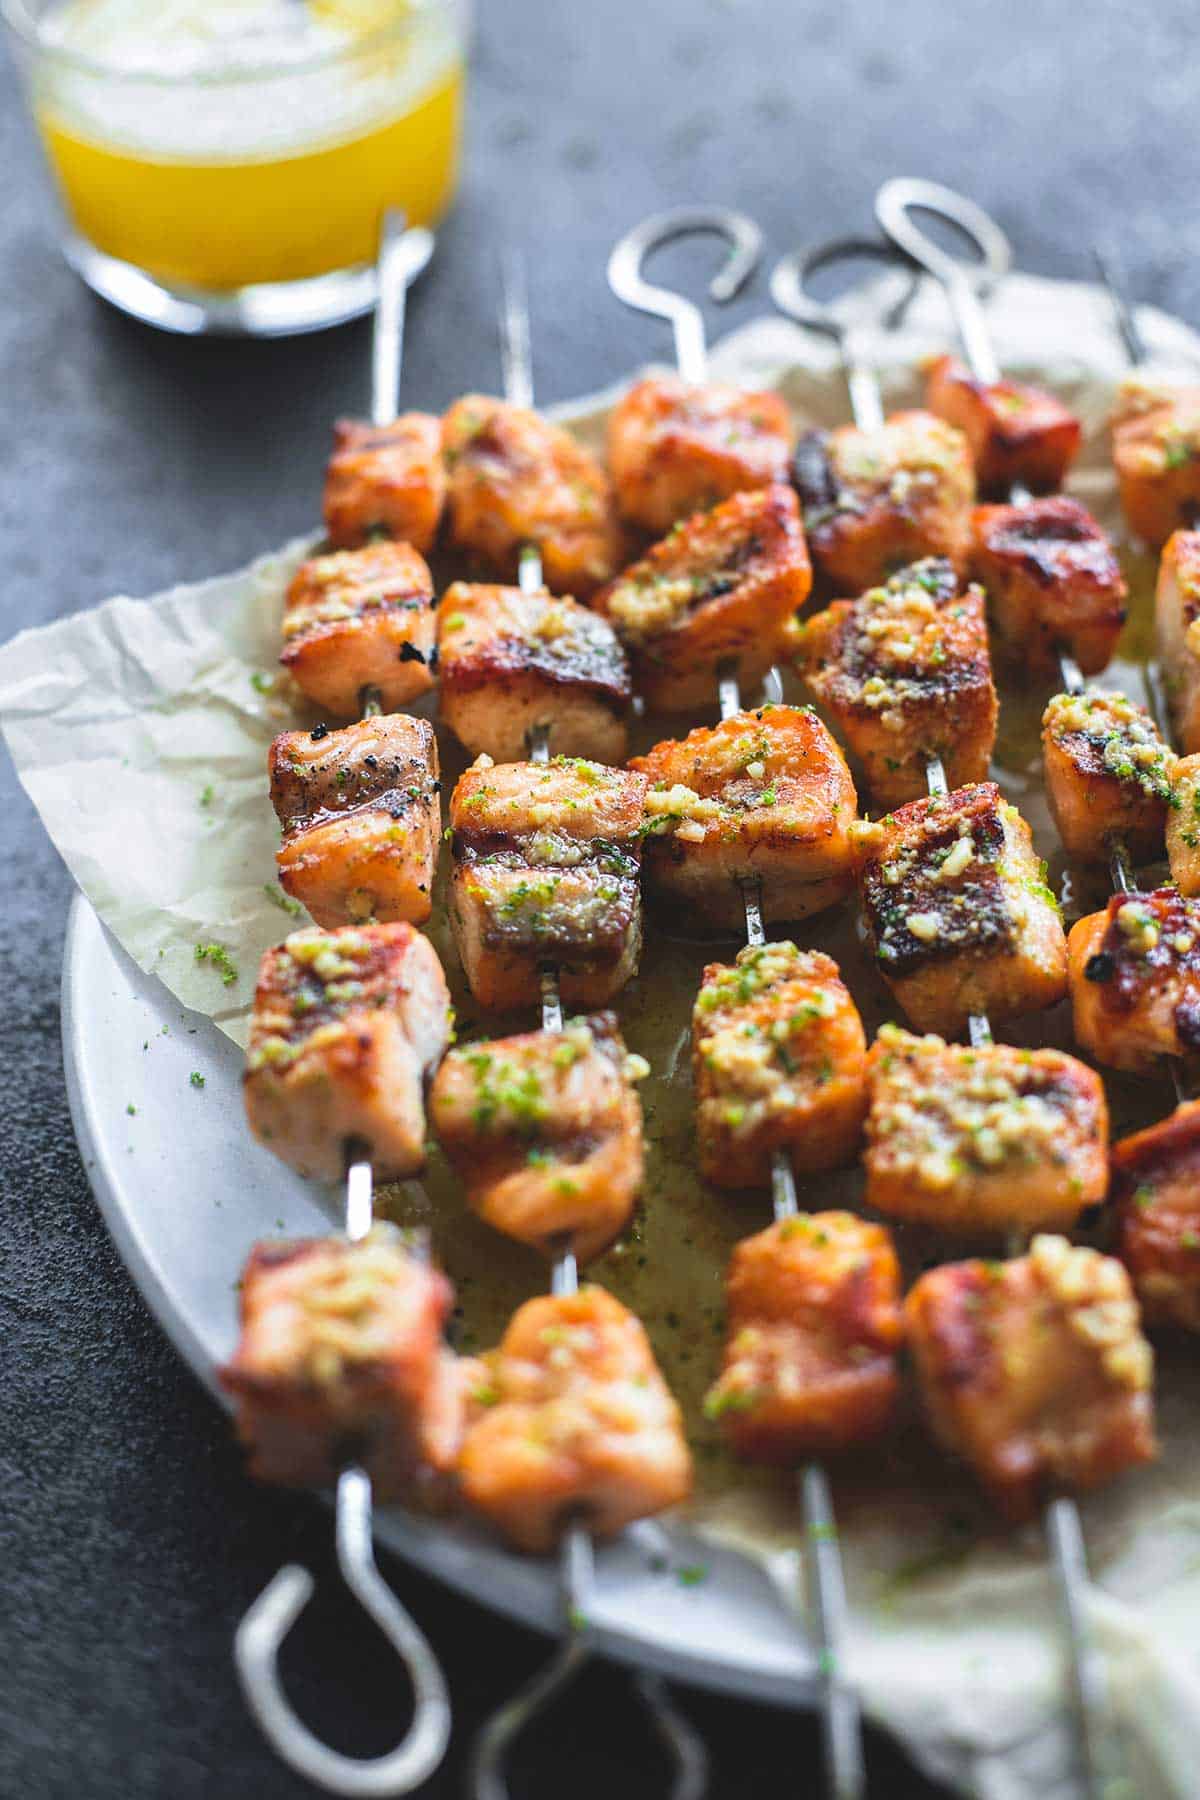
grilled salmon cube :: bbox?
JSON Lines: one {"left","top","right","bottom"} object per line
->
{"left": 860, "top": 783, "right": 1067, "bottom": 1036}
{"left": 322, "top": 414, "right": 446, "bottom": 553}
{"left": 449, "top": 757, "right": 647, "bottom": 1010}
{"left": 1112, "top": 378, "right": 1200, "bottom": 548}
{"left": 1167, "top": 754, "right": 1200, "bottom": 895}
{"left": 792, "top": 410, "right": 974, "bottom": 596}
{"left": 704, "top": 1213, "right": 902, "bottom": 1461}
{"left": 220, "top": 1224, "right": 459, "bottom": 1494}
{"left": 692, "top": 943, "right": 867, "bottom": 1188}
{"left": 436, "top": 581, "right": 631, "bottom": 764}
{"left": 924, "top": 355, "right": 1082, "bottom": 498}
{"left": 1042, "top": 688, "right": 1175, "bottom": 865}
{"left": 430, "top": 1013, "right": 643, "bottom": 1263}
{"left": 606, "top": 374, "right": 793, "bottom": 536}
{"left": 864, "top": 1024, "right": 1107, "bottom": 1233}
{"left": 794, "top": 558, "right": 997, "bottom": 809}
{"left": 442, "top": 395, "right": 623, "bottom": 597}
{"left": 970, "top": 496, "right": 1127, "bottom": 675}
{"left": 271, "top": 714, "right": 440, "bottom": 929}
{"left": 632, "top": 705, "right": 861, "bottom": 931}
{"left": 280, "top": 541, "right": 436, "bottom": 719}
{"left": 1113, "top": 1099, "right": 1200, "bottom": 1332}
{"left": 906, "top": 1236, "right": 1155, "bottom": 1522}
{"left": 458, "top": 1285, "right": 692, "bottom": 1552}
{"left": 244, "top": 921, "right": 451, "bottom": 1182}
{"left": 592, "top": 485, "right": 811, "bottom": 713}
{"left": 1067, "top": 889, "right": 1200, "bottom": 1072}
{"left": 1155, "top": 529, "right": 1200, "bottom": 751}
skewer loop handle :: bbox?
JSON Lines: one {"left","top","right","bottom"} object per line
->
{"left": 770, "top": 236, "right": 919, "bottom": 433}
{"left": 234, "top": 1467, "right": 450, "bottom": 1797}
{"left": 874, "top": 178, "right": 1012, "bottom": 385}
{"left": 607, "top": 206, "right": 763, "bottom": 384}
{"left": 468, "top": 1525, "right": 706, "bottom": 1800}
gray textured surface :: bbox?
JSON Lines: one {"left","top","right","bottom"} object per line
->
{"left": 2, "top": 2, "right": 1195, "bottom": 1794}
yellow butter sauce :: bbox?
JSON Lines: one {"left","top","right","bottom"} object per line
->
{"left": 32, "top": 0, "right": 464, "bottom": 289}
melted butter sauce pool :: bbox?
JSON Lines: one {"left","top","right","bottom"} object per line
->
{"left": 376, "top": 539, "right": 1196, "bottom": 1567}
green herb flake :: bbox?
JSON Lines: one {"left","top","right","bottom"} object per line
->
{"left": 195, "top": 942, "right": 239, "bottom": 987}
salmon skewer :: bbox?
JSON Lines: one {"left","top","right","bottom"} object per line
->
{"left": 440, "top": 252, "right": 704, "bottom": 1800}
{"left": 779, "top": 208, "right": 1129, "bottom": 1800}
{"left": 232, "top": 221, "right": 464, "bottom": 1800}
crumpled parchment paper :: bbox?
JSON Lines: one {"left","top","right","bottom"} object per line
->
{"left": 5, "top": 271, "right": 1200, "bottom": 1799}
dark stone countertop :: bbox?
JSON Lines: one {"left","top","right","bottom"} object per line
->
{"left": 3, "top": 2, "right": 1197, "bottom": 1793}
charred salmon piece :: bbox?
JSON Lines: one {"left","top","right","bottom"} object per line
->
{"left": 593, "top": 484, "right": 811, "bottom": 713}
{"left": 437, "top": 581, "right": 630, "bottom": 764}
{"left": 860, "top": 782, "right": 1067, "bottom": 1036}
{"left": 704, "top": 1212, "right": 902, "bottom": 1462}
{"left": 448, "top": 756, "right": 646, "bottom": 1009}
{"left": 457, "top": 1285, "right": 692, "bottom": 1554}
{"left": 1042, "top": 687, "right": 1175, "bottom": 865}
{"left": 906, "top": 1236, "right": 1155, "bottom": 1523}
{"left": 442, "top": 395, "right": 624, "bottom": 597}
{"left": 1112, "top": 377, "right": 1200, "bottom": 549}
{"left": 322, "top": 413, "right": 446, "bottom": 554}
{"left": 1155, "top": 529, "right": 1200, "bottom": 751}
{"left": 794, "top": 556, "right": 996, "bottom": 810}
{"left": 924, "top": 354, "right": 1081, "bottom": 498}
{"left": 792, "top": 410, "right": 974, "bottom": 596}
{"left": 1068, "top": 889, "right": 1200, "bottom": 1072}
{"left": 281, "top": 541, "right": 436, "bottom": 718}
{"left": 970, "top": 496, "right": 1127, "bottom": 676}
{"left": 244, "top": 921, "right": 451, "bottom": 1182}
{"left": 220, "top": 1224, "right": 460, "bottom": 1496}
{"left": 270, "top": 714, "right": 440, "bottom": 929}
{"left": 1167, "top": 754, "right": 1200, "bottom": 896}
{"left": 863, "top": 1023, "right": 1108, "bottom": 1235}
{"left": 606, "top": 373, "right": 793, "bottom": 536}
{"left": 430, "top": 1013, "right": 644, "bottom": 1264}
{"left": 692, "top": 942, "right": 867, "bottom": 1188}
{"left": 1113, "top": 1098, "right": 1200, "bottom": 1333}
{"left": 631, "top": 704, "right": 862, "bottom": 931}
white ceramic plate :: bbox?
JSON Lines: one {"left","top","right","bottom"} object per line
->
{"left": 61, "top": 891, "right": 815, "bottom": 1707}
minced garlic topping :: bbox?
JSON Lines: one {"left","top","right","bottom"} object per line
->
{"left": 286, "top": 1224, "right": 425, "bottom": 1389}
{"left": 642, "top": 783, "right": 724, "bottom": 835}
{"left": 1044, "top": 689, "right": 1176, "bottom": 800}
{"left": 870, "top": 1027, "right": 1081, "bottom": 1188}
{"left": 1116, "top": 900, "right": 1160, "bottom": 955}
{"left": 606, "top": 571, "right": 708, "bottom": 643}
{"left": 695, "top": 943, "right": 846, "bottom": 1139}
{"left": 1029, "top": 1234, "right": 1153, "bottom": 1391}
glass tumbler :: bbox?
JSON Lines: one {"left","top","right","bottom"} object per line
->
{"left": 2, "top": 0, "right": 467, "bottom": 335}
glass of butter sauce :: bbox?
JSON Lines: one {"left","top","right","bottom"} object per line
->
{"left": 3, "top": 0, "right": 466, "bottom": 334}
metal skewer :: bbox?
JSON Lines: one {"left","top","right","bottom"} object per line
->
{"left": 233, "top": 210, "right": 453, "bottom": 1798}
{"left": 1091, "top": 250, "right": 1191, "bottom": 1108}
{"left": 870, "top": 179, "right": 1144, "bottom": 1800}
{"left": 469, "top": 256, "right": 706, "bottom": 1800}
{"left": 715, "top": 669, "right": 866, "bottom": 1800}
{"left": 608, "top": 208, "right": 867, "bottom": 1800}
